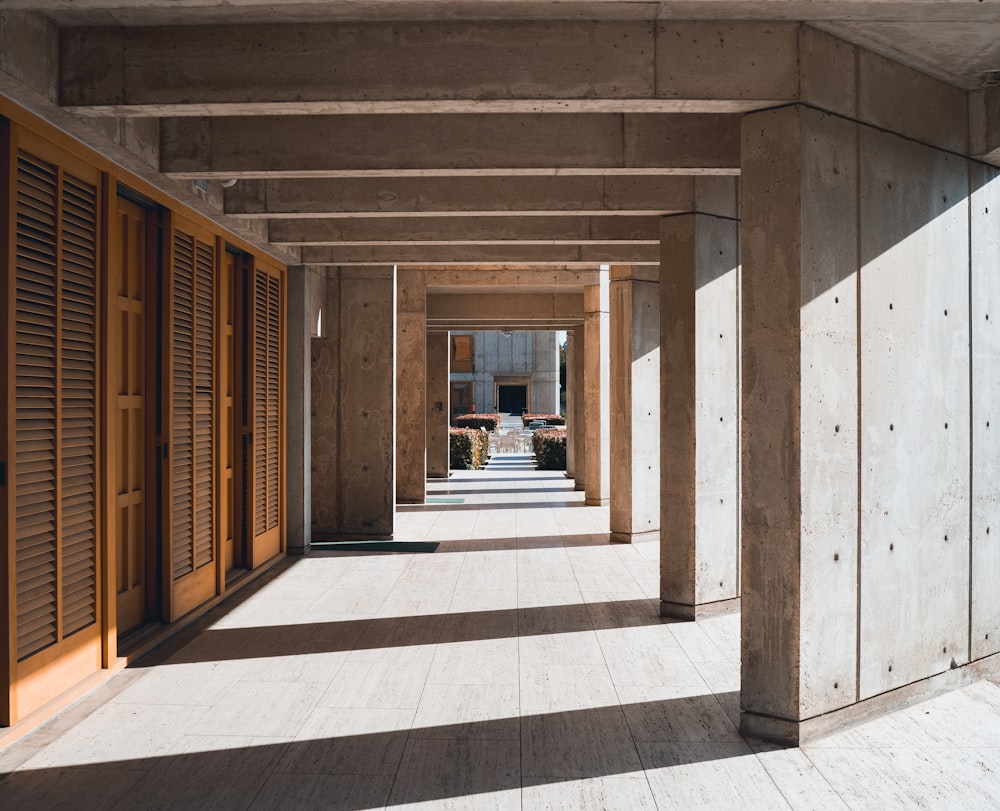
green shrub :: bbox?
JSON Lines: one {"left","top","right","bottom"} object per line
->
{"left": 450, "top": 427, "right": 490, "bottom": 470}
{"left": 521, "top": 412, "right": 565, "bottom": 427}
{"left": 532, "top": 427, "right": 567, "bottom": 470}
{"left": 455, "top": 413, "right": 502, "bottom": 431}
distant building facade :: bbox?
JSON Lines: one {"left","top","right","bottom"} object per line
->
{"left": 449, "top": 331, "right": 559, "bottom": 421}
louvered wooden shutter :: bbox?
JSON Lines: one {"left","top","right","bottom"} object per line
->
{"left": 249, "top": 264, "right": 282, "bottom": 564}
{"left": 13, "top": 150, "right": 98, "bottom": 661}
{"left": 170, "top": 226, "right": 214, "bottom": 577}
{"left": 253, "top": 269, "right": 281, "bottom": 536}
{"left": 167, "top": 219, "right": 217, "bottom": 618}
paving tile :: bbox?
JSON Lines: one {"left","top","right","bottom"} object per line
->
{"left": 276, "top": 707, "right": 415, "bottom": 776}
{"left": 518, "top": 631, "right": 606, "bottom": 666}
{"left": 0, "top": 765, "right": 145, "bottom": 810}
{"left": 749, "top": 741, "right": 851, "bottom": 811}
{"left": 805, "top": 746, "right": 1000, "bottom": 810}
{"left": 426, "top": 639, "right": 520, "bottom": 686}
{"left": 110, "top": 660, "right": 248, "bottom": 706}
{"left": 639, "top": 741, "right": 794, "bottom": 810}
{"left": 319, "top": 661, "right": 431, "bottom": 710}
{"left": 624, "top": 693, "right": 743, "bottom": 743}
{"left": 20, "top": 703, "right": 212, "bottom": 769}
{"left": 249, "top": 772, "right": 395, "bottom": 811}
{"left": 519, "top": 663, "right": 620, "bottom": 714}
{"left": 387, "top": 738, "right": 521, "bottom": 809}
{"left": 522, "top": 706, "right": 642, "bottom": 778}
{"left": 116, "top": 734, "right": 291, "bottom": 810}
{"left": 412, "top": 683, "right": 520, "bottom": 740}
{"left": 521, "top": 775, "right": 659, "bottom": 811}
{"left": 191, "top": 681, "right": 325, "bottom": 738}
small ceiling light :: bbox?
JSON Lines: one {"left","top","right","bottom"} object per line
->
{"left": 501, "top": 329, "right": 512, "bottom": 338}
{"left": 221, "top": 178, "right": 239, "bottom": 188}
{"left": 981, "top": 70, "right": 1000, "bottom": 88}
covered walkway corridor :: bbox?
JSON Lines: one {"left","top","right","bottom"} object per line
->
{"left": 2, "top": 459, "right": 999, "bottom": 809}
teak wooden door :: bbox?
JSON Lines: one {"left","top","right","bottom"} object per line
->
{"left": 110, "top": 196, "right": 150, "bottom": 634}
{"left": 163, "top": 215, "right": 218, "bottom": 621}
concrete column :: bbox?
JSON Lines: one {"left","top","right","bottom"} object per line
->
{"left": 426, "top": 331, "right": 450, "bottom": 478}
{"left": 284, "top": 266, "right": 319, "bottom": 554}
{"left": 565, "top": 330, "right": 576, "bottom": 478}
{"left": 584, "top": 270, "right": 610, "bottom": 506}
{"left": 741, "top": 102, "right": 985, "bottom": 744}
{"left": 610, "top": 265, "right": 660, "bottom": 543}
{"left": 396, "top": 271, "right": 426, "bottom": 504}
{"left": 571, "top": 325, "right": 586, "bottom": 491}
{"left": 311, "top": 266, "right": 396, "bottom": 539}
{"left": 660, "top": 213, "right": 740, "bottom": 619}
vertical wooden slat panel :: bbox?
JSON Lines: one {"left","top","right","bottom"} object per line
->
{"left": 58, "top": 171, "right": 98, "bottom": 639}
{"left": 14, "top": 152, "right": 59, "bottom": 661}
{"left": 167, "top": 218, "right": 217, "bottom": 619}
{"left": 249, "top": 263, "right": 283, "bottom": 564}
{"left": 171, "top": 231, "right": 195, "bottom": 581}
{"left": 10, "top": 134, "right": 101, "bottom": 724}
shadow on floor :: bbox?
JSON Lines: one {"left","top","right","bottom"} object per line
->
{"left": 0, "top": 693, "right": 744, "bottom": 809}
{"left": 136, "top": 597, "right": 673, "bottom": 668}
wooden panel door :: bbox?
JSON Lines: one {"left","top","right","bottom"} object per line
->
{"left": 247, "top": 262, "right": 283, "bottom": 566}
{"left": 111, "top": 197, "right": 147, "bottom": 634}
{"left": 164, "top": 215, "right": 218, "bottom": 620}
{"left": 7, "top": 139, "right": 102, "bottom": 722}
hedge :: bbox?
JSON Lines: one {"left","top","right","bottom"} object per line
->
{"left": 532, "top": 427, "right": 567, "bottom": 470}
{"left": 450, "top": 427, "right": 490, "bottom": 470}
{"left": 455, "top": 413, "right": 502, "bottom": 431}
{"left": 522, "top": 413, "right": 565, "bottom": 427}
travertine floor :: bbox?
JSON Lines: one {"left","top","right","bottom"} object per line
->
{"left": 2, "top": 454, "right": 999, "bottom": 809}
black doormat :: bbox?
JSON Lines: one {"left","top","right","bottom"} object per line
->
{"left": 311, "top": 540, "right": 439, "bottom": 553}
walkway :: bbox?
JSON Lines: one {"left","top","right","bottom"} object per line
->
{"left": 1, "top": 456, "right": 999, "bottom": 809}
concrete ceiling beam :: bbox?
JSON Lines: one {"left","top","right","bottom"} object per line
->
{"left": 268, "top": 215, "right": 661, "bottom": 245}
{"left": 419, "top": 267, "right": 602, "bottom": 289}
{"left": 427, "top": 292, "right": 585, "bottom": 327}
{"left": 61, "top": 21, "right": 799, "bottom": 116}
{"left": 159, "top": 113, "right": 742, "bottom": 177}
{"left": 300, "top": 244, "right": 659, "bottom": 266}
{"left": 225, "top": 176, "right": 696, "bottom": 218}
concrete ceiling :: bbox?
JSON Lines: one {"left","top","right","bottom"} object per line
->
{"left": 4, "top": 1, "right": 996, "bottom": 269}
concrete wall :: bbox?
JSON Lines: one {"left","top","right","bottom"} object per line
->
{"left": 741, "top": 102, "right": 1000, "bottom": 740}
{"left": 311, "top": 266, "right": 396, "bottom": 538}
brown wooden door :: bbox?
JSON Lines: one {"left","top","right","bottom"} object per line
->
{"left": 163, "top": 215, "right": 218, "bottom": 620}
{"left": 111, "top": 197, "right": 148, "bottom": 634}
{"left": 7, "top": 139, "right": 103, "bottom": 722}
{"left": 247, "top": 262, "right": 283, "bottom": 566}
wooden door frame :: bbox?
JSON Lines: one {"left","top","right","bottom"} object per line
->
{"left": 1, "top": 115, "right": 14, "bottom": 726}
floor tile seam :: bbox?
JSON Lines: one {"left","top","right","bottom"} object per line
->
{"left": 793, "top": 740, "right": 859, "bottom": 810}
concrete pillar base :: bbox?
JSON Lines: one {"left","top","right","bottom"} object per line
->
{"left": 610, "top": 529, "right": 659, "bottom": 544}
{"left": 584, "top": 497, "right": 609, "bottom": 507}
{"left": 741, "top": 651, "right": 1000, "bottom": 746}
{"left": 660, "top": 596, "right": 741, "bottom": 621}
